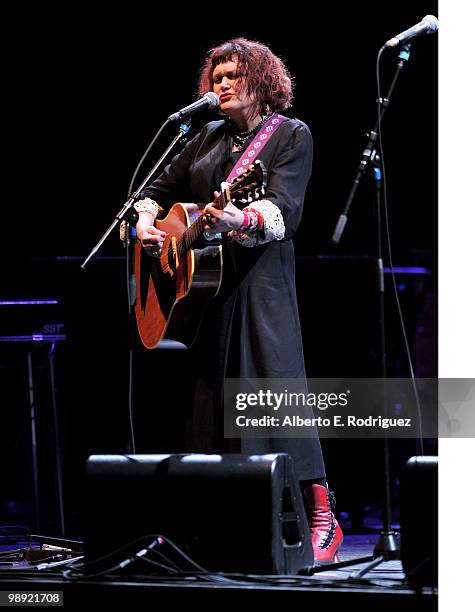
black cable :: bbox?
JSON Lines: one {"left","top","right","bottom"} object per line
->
{"left": 64, "top": 534, "right": 162, "bottom": 573}
{"left": 134, "top": 554, "right": 181, "bottom": 574}
{"left": 127, "top": 120, "right": 172, "bottom": 199}
{"left": 375, "top": 47, "right": 425, "bottom": 456}
{"left": 151, "top": 535, "right": 208, "bottom": 573}
{"left": 125, "top": 236, "right": 136, "bottom": 454}
{"left": 148, "top": 547, "right": 181, "bottom": 571}
{"left": 63, "top": 536, "right": 178, "bottom": 580}
{"left": 122, "top": 120, "right": 172, "bottom": 454}
{"left": 61, "top": 533, "right": 204, "bottom": 580}
{"left": 123, "top": 118, "right": 191, "bottom": 454}
{"left": 63, "top": 560, "right": 131, "bottom": 581}
{"left": 60, "top": 534, "right": 230, "bottom": 583}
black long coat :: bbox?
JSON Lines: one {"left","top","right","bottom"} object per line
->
{"left": 141, "top": 117, "right": 325, "bottom": 480}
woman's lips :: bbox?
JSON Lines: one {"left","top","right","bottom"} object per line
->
{"left": 220, "top": 94, "right": 233, "bottom": 102}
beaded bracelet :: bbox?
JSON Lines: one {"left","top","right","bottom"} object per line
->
{"left": 253, "top": 209, "right": 264, "bottom": 230}
{"left": 240, "top": 211, "right": 251, "bottom": 230}
{"left": 242, "top": 207, "right": 264, "bottom": 232}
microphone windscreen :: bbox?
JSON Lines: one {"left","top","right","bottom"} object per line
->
{"left": 423, "top": 15, "right": 439, "bottom": 33}
{"left": 204, "top": 92, "right": 220, "bottom": 109}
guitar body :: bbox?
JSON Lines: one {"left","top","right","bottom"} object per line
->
{"left": 133, "top": 160, "right": 266, "bottom": 350}
{"left": 135, "top": 203, "right": 223, "bottom": 349}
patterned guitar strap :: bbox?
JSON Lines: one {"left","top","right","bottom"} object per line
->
{"left": 225, "top": 113, "right": 288, "bottom": 183}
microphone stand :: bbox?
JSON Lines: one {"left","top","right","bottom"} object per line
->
{"left": 306, "top": 45, "right": 412, "bottom": 577}
{"left": 347, "top": 151, "right": 401, "bottom": 579}
{"left": 331, "top": 44, "right": 412, "bottom": 245}
{"left": 81, "top": 119, "right": 190, "bottom": 271}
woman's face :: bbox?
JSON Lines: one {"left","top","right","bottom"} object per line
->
{"left": 212, "top": 57, "right": 256, "bottom": 121}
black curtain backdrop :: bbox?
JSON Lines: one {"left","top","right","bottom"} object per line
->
{"left": 1, "top": 3, "right": 437, "bottom": 534}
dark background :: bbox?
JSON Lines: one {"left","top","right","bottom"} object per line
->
{"left": 1, "top": 3, "right": 437, "bottom": 535}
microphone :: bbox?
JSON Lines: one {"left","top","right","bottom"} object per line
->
{"left": 384, "top": 15, "right": 439, "bottom": 48}
{"left": 168, "top": 92, "right": 220, "bottom": 122}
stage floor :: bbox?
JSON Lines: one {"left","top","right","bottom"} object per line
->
{"left": 0, "top": 533, "right": 436, "bottom": 608}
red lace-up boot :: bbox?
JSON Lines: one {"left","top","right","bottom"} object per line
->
{"left": 304, "top": 484, "right": 344, "bottom": 564}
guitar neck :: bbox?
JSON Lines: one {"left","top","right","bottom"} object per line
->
{"left": 173, "top": 161, "right": 265, "bottom": 257}
{"left": 177, "top": 191, "right": 228, "bottom": 256}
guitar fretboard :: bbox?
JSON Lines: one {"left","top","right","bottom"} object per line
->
{"left": 176, "top": 192, "right": 226, "bottom": 257}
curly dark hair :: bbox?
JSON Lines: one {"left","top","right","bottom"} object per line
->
{"left": 198, "top": 38, "right": 293, "bottom": 117}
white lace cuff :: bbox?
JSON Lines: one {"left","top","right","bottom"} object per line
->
{"left": 119, "top": 198, "right": 164, "bottom": 243}
{"left": 133, "top": 197, "right": 164, "bottom": 219}
{"left": 233, "top": 199, "right": 285, "bottom": 247}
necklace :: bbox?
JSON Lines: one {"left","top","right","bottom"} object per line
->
{"left": 231, "top": 113, "right": 274, "bottom": 150}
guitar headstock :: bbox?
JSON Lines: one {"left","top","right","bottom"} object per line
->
{"left": 229, "top": 160, "right": 267, "bottom": 206}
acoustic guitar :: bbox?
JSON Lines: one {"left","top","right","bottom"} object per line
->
{"left": 134, "top": 161, "right": 267, "bottom": 349}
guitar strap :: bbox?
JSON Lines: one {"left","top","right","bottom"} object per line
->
{"left": 225, "top": 113, "right": 288, "bottom": 183}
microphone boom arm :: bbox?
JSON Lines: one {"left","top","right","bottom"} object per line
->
{"left": 81, "top": 119, "right": 190, "bottom": 271}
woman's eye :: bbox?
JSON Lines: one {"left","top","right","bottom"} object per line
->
{"left": 213, "top": 73, "right": 242, "bottom": 84}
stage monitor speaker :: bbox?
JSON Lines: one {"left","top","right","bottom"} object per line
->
{"left": 84, "top": 453, "right": 313, "bottom": 575}
{"left": 400, "top": 455, "right": 438, "bottom": 588}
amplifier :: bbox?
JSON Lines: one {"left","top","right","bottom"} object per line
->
{"left": 0, "top": 298, "right": 66, "bottom": 343}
